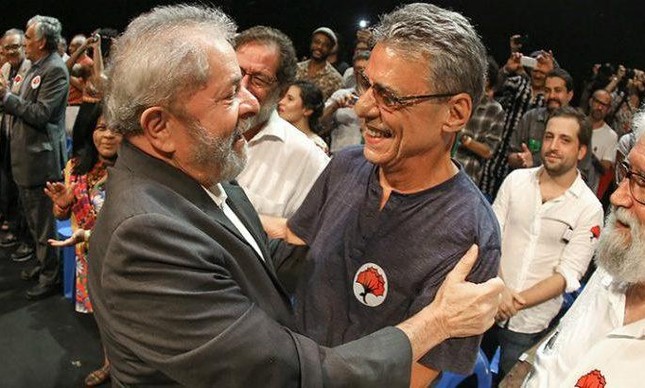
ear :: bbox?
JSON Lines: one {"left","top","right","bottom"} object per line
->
{"left": 577, "top": 143, "right": 587, "bottom": 161}
{"left": 303, "top": 108, "right": 314, "bottom": 118}
{"left": 139, "top": 107, "right": 176, "bottom": 154}
{"left": 443, "top": 93, "right": 472, "bottom": 134}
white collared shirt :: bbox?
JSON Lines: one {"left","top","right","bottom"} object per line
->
{"left": 203, "top": 184, "right": 264, "bottom": 261}
{"left": 493, "top": 167, "right": 604, "bottom": 333}
{"left": 236, "top": 110, "right": 329, "bottom": 218}
{"left": 524, "top": 268, "right": 645, "bottom": 387}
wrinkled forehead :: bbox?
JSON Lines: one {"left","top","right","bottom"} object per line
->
{"left": 628, "top": 140, "right": 645, "bottom": 171}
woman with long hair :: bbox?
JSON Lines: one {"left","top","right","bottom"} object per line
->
{"left": 45, "top": 104, "right": 122, "bottom": 386}
{"left": 278, "top": 80, "right": 329, "bottom": 154}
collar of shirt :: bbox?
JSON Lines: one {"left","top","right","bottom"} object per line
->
{"left": 202, "top": 183, "right": 227, "bottom": 208}
{"left": 600, "top": 270, "right": 645, "bottom": 339}
{"left": 533, "top": 166, "right": 587, "bottom": 199}
{"left": 248, "top": 110, "right": 287, "bottom": 145}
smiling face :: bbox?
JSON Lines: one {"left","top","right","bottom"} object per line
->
{"left": 3, "top": 33, "right": 25, "bottom": 69}
{"left": 544, "top": 76, "right": 573, "bottom": 112}
{"left": 169, "top": 39, "right": 259, "bottom": 185}
{"left": 541, "top": 116, "right": 585, "bottom": 177}
{"left": 93, "top": 116, "right": 122, "bottom": 161}
{"left": 310, "top": 32, "right": 333, "bottom": 61}
{"left": 278, "top": 85, "right": 308, "bottom": 125}
{"left": 596, "top": 140, "right": 645, "bottom": 283}
{"left": 353, "top": 43, "right": 453, "bottom": 172}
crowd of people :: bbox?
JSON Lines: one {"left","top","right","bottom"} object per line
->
{"left": 0, "top": 2, "right": 643, "bottom": 387}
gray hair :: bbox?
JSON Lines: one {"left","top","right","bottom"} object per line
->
{"left": 27, "top": 15, "right": 62, "bottom": 52}
{"left": 105, "top": 4, "right": 236, "bottom": 136}
{"left": 372, "top": 3, "right": 487, "bottom": 107}
{"left": 632, "top": 105, "right": 645, "bottom": 142}
{"left": 3, "top": 28, "right": 24, "bottom": 41}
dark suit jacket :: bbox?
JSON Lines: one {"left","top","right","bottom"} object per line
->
{"left": 3, "top": 52, "right": 68, "bottom": 187}
{"left": 88, "top": 141, "right": 412, "bottom": 387}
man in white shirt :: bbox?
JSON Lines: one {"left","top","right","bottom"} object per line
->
{"left": 589, "top": 89, "right": 618, "bottom": 198}
{"left": 523, "top": 111, "right": 645, "bottom": 387}
{"left": 485, "top": 106, "right": 604, "bottom": 378}
{"left": 234, "top": 26, "right": 329, "bottom": 218}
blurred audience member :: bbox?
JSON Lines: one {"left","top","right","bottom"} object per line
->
{"left": 605, "top": 65, "right": 645, "bottom": 136}
{"left": 480, "top": 46, "right": 554, "bottom": 200}
{"left": 46, "top": 106, "right": 121, "bottom": 386}
{"left": 454, "top": 56, "right": 505, "bottom": 187}
{"left": 65, "top": 34, "right": 94, "bottom": 137}
{"left": 0, "top": 15, "right": 69, "bottom": 300}
{"left": 0, "top": 29, "right": 32, "bottom": 261}
{"left": 278, "top": 80, "right": 328, "bottom": 154}
{"left": 322, "top": 50, "right": 369, "bottom": 154}
{"left": 296, "top": 27, "right": 343, "bottom": 100}
{"left": 235, "top": 26, "right": 329, "bottom": 218}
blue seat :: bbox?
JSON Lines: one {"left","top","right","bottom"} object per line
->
{"left": 56, "top": 219, "right": 75, "bottom": 301}
{"left": 436, "top": 348, "right": 492, "bottom": 388}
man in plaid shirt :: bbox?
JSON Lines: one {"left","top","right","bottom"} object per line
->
{"left": 454, "top": 57, "right": 505, "bottom": 189}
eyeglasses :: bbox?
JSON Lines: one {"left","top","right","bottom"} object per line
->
{"left": 616, "top": 161, "right": 645, "bottom": 205}
{"left": 2, "top": 44, "right": 22, "bottom": 52}
{"left": 356, "top": 70, "right": 458, "bottom": 111}
{"left": 240, "top": 68, "right": 277, "bottom": 89}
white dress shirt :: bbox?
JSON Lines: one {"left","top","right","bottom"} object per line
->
{"left": 203, "top": 184, "right": 265, "bottom": 261}
{"left": 493, "top": 167, "right": 604, "bottom": 333}
{"left": 237, "top": 110, "right": 329, "bottom": 218}
{"left": 524, "top": 268, "right": 645, "bottom": 387}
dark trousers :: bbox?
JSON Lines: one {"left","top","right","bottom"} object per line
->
{"left": 481, "top": 324, "right": 548, "bottom": 379}
{"left": 0, "top": 133, "right": 28, "bottom": 239}
{"left": 17, "top": 184, "right": 59, "bottom": 286}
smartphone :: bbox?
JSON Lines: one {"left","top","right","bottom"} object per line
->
{"left": 520, "top": 56, "right": 537, "bottom": 68}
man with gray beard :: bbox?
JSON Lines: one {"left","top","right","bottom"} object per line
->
{"left": 522, "top": 110, "right": 645, "bottom": 387}
{"left": 87, "top": 5, "right": 503, "bottom": 386}
{"left": 234, "top": 26, "right": 329, "bottom": 218}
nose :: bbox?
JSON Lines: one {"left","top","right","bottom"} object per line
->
{"left": 238, "top": 85, "right": 259, "bottom": 119}
{"left": 610, "top": 177, "right": 633, "bottom": 208}
{"left": 354, "top": 89, "right": 379, "bottom": 120}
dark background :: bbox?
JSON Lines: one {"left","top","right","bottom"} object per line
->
{"left": 6, "top": 0, "right": 643, "bottom": 104}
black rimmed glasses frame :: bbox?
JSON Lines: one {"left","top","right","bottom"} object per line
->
{"left": 356, "top": 69, "right": 458, "bottom": 111}
{"left": 616, "top": 161, "right": 645, "bottom": 205}
{"left": 240, "top": 67, "right": 277, "bottom": 89}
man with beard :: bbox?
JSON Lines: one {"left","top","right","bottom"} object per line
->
{"left": 522, "top": 110, "right": 645, "bottom": 387}
{"left": 234, "top": 26, "right": 329, "bottom": 218}
{"left": 507, "top": 68, "right": 574, "bottom": 169}
{"left": 589, "top": 89, "right": 618, "bottom": 200}
{"left": 88, "top": 5, "right": 504, "bottom": 386}
{"left": 0, "top": 16, "right": 69, "bottom": 299}
{"left": 484, "top": 106, "right": 603, "bottom": 378}
{"left": 296, "top": 27, "right": 343, "bottom": 100}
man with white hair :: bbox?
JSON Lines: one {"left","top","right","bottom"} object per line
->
{"left": 522, "top": 110, "right": 645, "bottom": 387}
{"left": 87, "top": 5, "right": 503, "bottom": 387}
{"left": 0, "top": 15, "right": 68, "bottom": 300}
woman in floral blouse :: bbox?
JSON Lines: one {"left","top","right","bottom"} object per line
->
{"left": 46, "top": 104, "right": 121, "bottom": 386}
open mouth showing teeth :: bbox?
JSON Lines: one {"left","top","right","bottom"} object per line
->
{"left": 364, "top": 127, "right": 393, "bottom": 139}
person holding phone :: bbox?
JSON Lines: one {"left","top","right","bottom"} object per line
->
{"left": 321, "top": 50, "right": 370, "bottom": 154}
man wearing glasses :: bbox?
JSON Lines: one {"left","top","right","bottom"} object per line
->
{"left": 234, "top": 26, "right": 329, "bottom": 218}
{"left": 0, "top": 29, "right": 32, "bottom": 260}
{"left": 487, "top": 106, "right": 603, "bottom": 379}
{"left": 265, "top": 3, "right": 501, "bottom": 386}
{"left": 521, "top": 111, "right": 645, "bottom": 387}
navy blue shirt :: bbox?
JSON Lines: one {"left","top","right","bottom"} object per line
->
{"left": 288, "top": 146, "right": 500, "bottom": 374}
